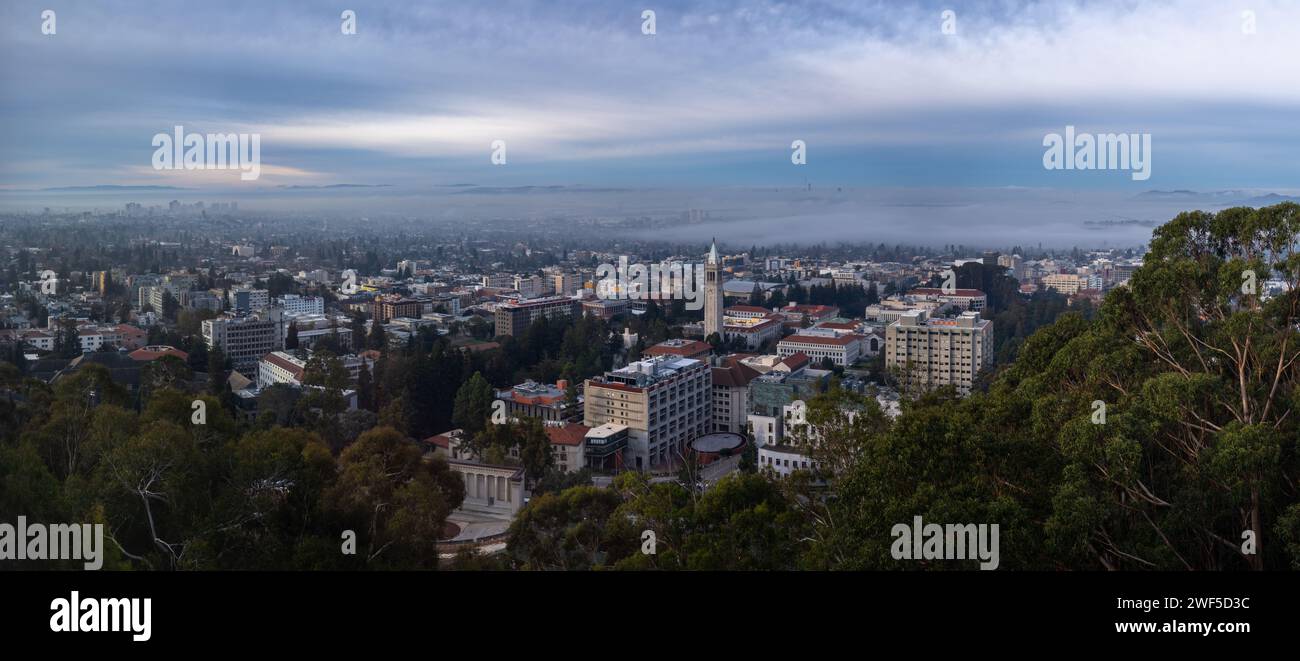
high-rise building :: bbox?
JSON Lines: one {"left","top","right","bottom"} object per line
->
{"left": 495, "top": 296, "right": 581, "bottom": 337}
{"left": 704, "top": 239, "right": 724, "bottom": 340}
{"left": 884, "top": 309, "right": 992, "bottom": 396}
{"left": 583, "top": 355, "right": 711, "bottom": 470}
{"left": 202, "top": 310, "right": 284, "bottom": 375}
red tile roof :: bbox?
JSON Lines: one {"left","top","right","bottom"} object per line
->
{"left": 128, "top": 345, "right": 190, "bottom": 362}
{"left": 711, "top": 362, "right": 762, "bottom": 388}
{"left": 815, "top": 321, "right": 858, "bottom": 330}
{"left": 644, "top": 339, "right": 711, "bottom": 358}
{"left": 262, "top": 352, "right": 305, "bottom": 379}
{"left": 545, "top": 423, "right": 590, "bottom": 447}
{"left": 780, "top": 352, "right": 810, "bottom": 370}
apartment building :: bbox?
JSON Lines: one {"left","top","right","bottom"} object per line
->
{"left": 370, "top": 295, "right": 423, "bottom": 324}
{"left": 884, "top": 309, "right": 992, "bottom": 396}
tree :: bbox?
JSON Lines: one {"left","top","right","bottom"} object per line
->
{"left": 207, "top": 343, "right": 226, "bottom": 394}
{"left": 451, "top": 371, "right": 495, "bottom": 437}
{"left": 506, "top": 485, "right": 624, "bottom": 570}
{"left": 325, "top": 427, "right": 464, "bottom": 568}
{"left": 367, "top": 321, "right": 387, "bottom": 350}
{"left": 356, "top": 364, "right": 376, "bottom": 412}
{"left": 285, "top": 321, "right": 299, "bottom": 350}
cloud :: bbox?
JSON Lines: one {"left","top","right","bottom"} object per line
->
{"left": 2, "top": 0, "right": 1298, "bottom": 188}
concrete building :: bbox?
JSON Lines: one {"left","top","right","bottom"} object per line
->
{"left": 257, "top": 351, "right": 305, "bottom": 388}
{"left": 202, "top": 310, "right": 284, "bottom": 375}
{"left": 711, "top": 359, "right": 761, "bottom": 433}
{"left": 583, "top": 354, "right": 711, "bottom": 471}
{"left": 704, "top": 240, "right": 724, "bottom": 340}
{"left": 643, "top": 338, "right": 712, "bottom": 361}
{"left": 543, "top": 421, "right": 589, "bottom": 473}
{"left": 229, "top": 287, "right": 270, "bottom": 313}
{"left": 582, "top": 297, "right": 629, "bottom": 320}
{"left": 513, "top": 274, "right": 547, "bottom": 299}
{"left": 277, "top": 294, "right": 325, "bottom": 316}
{"left": 449, "top": 459, "right": 525, "bottom": 518}
{"left": 723, "top": 314, "right": 783, "bottom": 350}
{"left": 496, "top": 379, "right": 581, "bottom": 423}
{"left": 884, "top": 309, "right": 992, "bottom": 396}
{"left": 495, "top": 296, "right": 581, "bottom": 337}
{"left": 583, "top": 423, "right": 629, "bottom": 471}
{"left": 552, "top": 272, "right": 581, "bottom": 297}
{"left": 906, "top": 288, "right": 987, "bottom": 312}
{"left": 370, "top": 295, "right": 423, "bottom": 324}
{"left": 1041, "top": 273, "right": 1084, "bottom": 295}
{"left": 778, "top": 333, "right": 862, "bottom": 367}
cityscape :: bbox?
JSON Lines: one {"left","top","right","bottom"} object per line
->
{"left": 1, "top": 0, "right": 1298, "bottom": 645}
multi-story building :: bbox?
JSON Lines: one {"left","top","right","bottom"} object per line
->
{"left": 202, "top": 310, "right": 284, "bottom": 375}
{"left": 643, "top": 338, "right": 712, "bottom": 362}
{"left": 228, "top": 287, "right": 270, "bottom": 313}
{"left": 277, "top": 294, "right": 325, "bottom": 317}
{"left": 905, "top": 287, "right": 987, "bottom": 312}
{"left": 884, "top": 309, "right": 992, "bottom": 396}
{"left": 513, "top": 274, "right": 547, "bottom": 299}
{"left": 552, "top": 272, "right": 581, "bottom": 297}
{"left": 582, "top": 297, "right": 628, "bottom": 320}
{"left": 723, "top": 314, "right": 783, "bottom": 350}
{"left": 1041, "top": 273, "right": 1083, "bottom": 295}
{"left": 711, "top": 359, "right": 761, "bottom": 433}
{"left": 495, "top": 296, "right": 581, "bottom": 337}
{"left": 778, "top": 333, "right": 862, "bottom": 367}
{"left": 257, "top": 351, "right": 305, "bottom": 388}
{"left": 864, "top": 298, "right": 948, "bottom": 325}
{"left": 496, "top": 379, "right": 581, "bottom": 423}
{"left": 481, "top": 273, "right": 514, "bottom": 289}
{"left": 543, "top": 422, "right": 590, "bottom": 474}
{"left": 583, "top": 355, "right": 711, "bottom": 471}
{"left": 370, "top": 295, "right": 423, "bottom": 324}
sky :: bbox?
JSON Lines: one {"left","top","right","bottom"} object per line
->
{"left": 1, "top": 0, "right": 1298, "bottom": 193}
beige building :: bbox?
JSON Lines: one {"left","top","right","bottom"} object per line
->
{"left": 884, "top": 310, "right": 992, "bottom": 396}
{"left": 711, "top": 359, "right": 762, "bottom": 433}
{"left": 583, "top": 355, "right": 711, "bottom": 471}
{"left": 1041, "top": 273, "right": 1083, "bottom": 295}
{"left": 448, "top": 459, "right": 525, "bottom": 518}
{"left": 704, "top": 240, "right": 724, "bottom": 340}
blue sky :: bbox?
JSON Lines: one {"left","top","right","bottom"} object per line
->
{"left": 2, "top": 0, "right": 1299, "bottom": 192}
